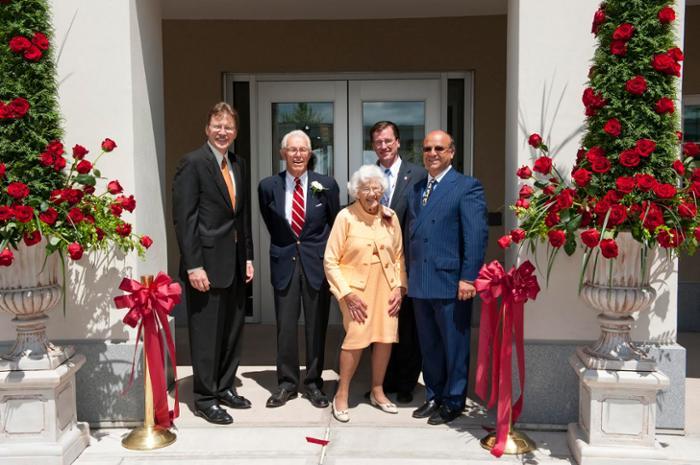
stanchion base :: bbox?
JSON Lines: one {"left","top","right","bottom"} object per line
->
{"left": 122, "top": 425, "right": 176, "bottom": 451}
{"left": 480, "top": 429, "right": 537, "bottom": 455}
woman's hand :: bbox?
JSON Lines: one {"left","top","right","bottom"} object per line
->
{"left": 387, "top": 287, "right": 404, "bottom": 317}
{"left": 343, "top": 293, "right": 368, "bottom": 323}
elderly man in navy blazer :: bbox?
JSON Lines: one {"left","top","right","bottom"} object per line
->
{"left": 258, "top": 130, "right": 340, "bottom": 409}
{"left": 407, "top": 130, "right": 488, "bottom": 425}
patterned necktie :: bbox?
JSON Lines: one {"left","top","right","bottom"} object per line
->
{"left": 422, "top": 178, "right": 436, "bottom": 206}
{"left": 381, "top": 168, "right": 392, "bottom": 206}
{"left": 220, "top": 157, "right": 236, "bottom": 210}
{"left": 291, "top": 177, "right": 305, "bottom": 236}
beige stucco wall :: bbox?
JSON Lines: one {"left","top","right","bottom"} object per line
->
{"left": 162, "top": 16, "right": 508, "bottom": 278}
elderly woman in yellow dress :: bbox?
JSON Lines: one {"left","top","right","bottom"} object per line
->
{"left": 324, "top": 164, "right": 407, "bottom": 422}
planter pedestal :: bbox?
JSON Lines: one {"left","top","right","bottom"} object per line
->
{"left": 0, "top": 354, "right": 90, "bottom": 465}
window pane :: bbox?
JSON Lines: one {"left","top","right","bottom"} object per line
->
{"left": 271, "top": 102, "right": 334, "bottom": 176}
{"left": 684, "top": 104, "right": 700, "bottom": 143}
{"left": 362, "top": 102, "right": 425, "bottom": 165}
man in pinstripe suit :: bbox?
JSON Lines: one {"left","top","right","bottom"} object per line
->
{"left": 407, "top": 130, "right": 488, "bottom": 425}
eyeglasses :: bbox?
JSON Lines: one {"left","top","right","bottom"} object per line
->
{"left": 372, "top": 138, "right": 397, "bottom": 147}
{"left": 358, "top": 186, "right": 384, "bottom": 195}
{"left": 209, "top": 124, "right": 236, "bottom": 133}
{"left": 422, "top": 145, "right": 450, "bottom": 154}
{"left": 285, "top": 147, "right": 311, "bottom": 154}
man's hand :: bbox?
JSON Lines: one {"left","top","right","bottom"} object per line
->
{"left": 387, "top": 287, "right": 404, "bottom": 317}
{"left": 188, "top": 269, "right": 210, "bottom": 292}
{"left": 343, "top": 292, "right": 368, "bottom": 324}
{"left": 457, "top": 280, "right": 476, "bottom": 301}
{"left": 246, "top": 261, "right": 254, "bottom": 283}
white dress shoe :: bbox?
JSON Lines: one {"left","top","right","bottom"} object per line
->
{"left": 369, "top": 392, "right": 398, "bottom": 414}
{"left": 332, "top": 398, "right": 350, "bottom": 423}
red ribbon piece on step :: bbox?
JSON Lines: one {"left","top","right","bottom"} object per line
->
{"left": 114, "top": 272, "right": 181, "bottom": 428}
{"left": 474, "top": 260, "right": 539, "bottom": 457}
{"left": 306, "top": 436, "right": 329, "bottom": 446}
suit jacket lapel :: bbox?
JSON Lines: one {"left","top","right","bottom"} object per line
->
{"left": 300, "top": 171, "right": 319, "bottom": 236}
{"left": 389, "top": 160, "right": 410, "bottom": 210}
{"left": 413, "top": 168, "right": 458, "bottom": 230}
{"left": 206, "top": 146, "right": 234, "bottom": 210}
{"left": 274, "top": 172, "right": 295, "bottom": 237}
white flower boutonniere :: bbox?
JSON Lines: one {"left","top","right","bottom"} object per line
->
{"left": 310, "top": 181, "right": 326, "bottom": 194}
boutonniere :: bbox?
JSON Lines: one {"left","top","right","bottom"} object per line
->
{"left": 310, "top": 180, "right": 326, "bottom": 194}
{"left": 381, "top": 206, "right": 394, "bottom": 226}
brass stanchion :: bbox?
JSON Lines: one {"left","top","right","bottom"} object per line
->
{"left": 122, "top": 275, "right": 176, "bottom": 450}
{"left": 480, "top": 426, "right": 537, "bottom": 455}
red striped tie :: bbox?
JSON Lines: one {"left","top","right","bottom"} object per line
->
{"left": 291, "top": 177, "right": 305, "bottom": 236}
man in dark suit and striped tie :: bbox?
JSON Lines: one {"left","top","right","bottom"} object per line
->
{"left": 258, "top": 130, "right": 340, "bottom": 409}
{"left": 407, "top": 130, "right": 488, "bottom": 425}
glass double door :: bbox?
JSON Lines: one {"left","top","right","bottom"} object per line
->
{"left": 254, "top": 78, "right": 441, "bottom": 323}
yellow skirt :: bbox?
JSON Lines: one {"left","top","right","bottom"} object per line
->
{"left": 339, "top": 257, "right": 398, "bottom": 350}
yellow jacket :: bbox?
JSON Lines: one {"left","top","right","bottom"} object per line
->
{"left": 324, "top": 202, "right": 407, "bottom": 300}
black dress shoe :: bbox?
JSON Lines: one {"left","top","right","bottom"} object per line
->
{"left": 194, "top": 404, "right": 233, "bottom": 425}
{"left": 396, "top": 391, "right": 413, "bottom": 404}
{"left": 427, "top": 404, "right": 462, "bottom": 425}
{"left": 412, "top": 399, "right": 440, "bottom": 418}
{"left": 304, "top": 386, "right": 329, "bottom": 408}
{"left": 219, "top": 390, "right": 252, "bottom": 409}
{"left": 266, "top": 387, "right": 298, "bottom": 408}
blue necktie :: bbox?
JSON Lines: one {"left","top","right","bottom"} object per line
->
{"left": 381, "top": 168, "right": 392, "bottom": 206}
{"left": 422, "top": 178, "right": 436, "bottom": 206}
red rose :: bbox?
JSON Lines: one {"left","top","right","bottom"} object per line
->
{"left": 39, "top": 207, "right": 58, "bottom": 225}
{"left": 110, "top": 203, "right": 123, "bottom": 217}
{"left": 8, "top": 97, "right": 29, "bottom": 118}
{"left": 518, "top": 185, "right": 534, "bottom": 199}
{"left": 533, "top": 156, "right": 553, "bottom": 175}
{"left": 672, "top": 159, "right": 685, "bottom": 175}
{"left": 691, "top": 182, "right": 700, "bottom": 197}
{"left": 653, "top": 183, "right": 676, "bottom": 199}
{"left": 616, "top": 176, "right": 635, "bottom": 194}
{"left": 63, "top": 188, "right": 83, "bottom": 205}
{"left": 115, "top": 222, "right": 132, "bottom": 237}
{"left": 39, "top": 151, "right": 54, "bottom": 167}
{"left": 548, "top": 230, "right": 566, "bottom": 248}
{"left": 600, "top": 239, "right": 619, "bottom": 259}
{"left": 678, "top": 201, "right": 697, "bottom": 219}
{"left": 7, "top": 182, "right": 29, "bottom": 200}
{"left": 641, "top": 202, "right": 665, "bottom": 231}
{"left": 516, "top": 166, "right": 532, "bottom": 179}
{"left": 53, "top": 156, "right": 66, "bottom": 171}
{"left": 625, "top": 76, "right": 647, "bottom": 96}
{"left": 592, "top": 8, "right": 606, "bottom": 34}
{"left": 582, "top": 87, "right": 606, "bottom": 111}
{"left": 668, "top": 47, "right": 684, "bottom": 62}
{"left": 692, "top": 168, "right": 700, "bottom": 183}
{"left": 683, "top": 142, "right": 700, "bottom": 158}
{"left": 580, "top": 208, "right": 593, "bottom": 227}
{"left": 116, "top": 194, "right": 136, "bottom": 212}
{"left": 655, "top": 97, "right": 674, "bottom": 114}
{"left": 545, "top": 211, "right": 560, "bottom": 228}
{"left": 543, "top": 184, "right": 556, "bottom": 196}
{"left": 0, "top": 163, "right": 5, "bottom": 178}
{"left": 603, "top": 118, "right": 622, "bottom": 137}
{"left": 140, "top": 235, "right": 154, "bottom": 249}
{"left": 8, "top": 36, "right": 31, "bottom": 53}
{"left": 635, "top": 139, "right": 656, "bottom": 157}
{"left": 0, "top": 248, "right": 14, "bottom": 266}
{"left": 556, "top": 189, "right": 575, "bottom": 210}
{"left": 67, "top": 242, "right": 84, "bottom": 260}
{"left": 619, "top": 149, "right": 641, "bottom": 168}
{"left": 658, "top": 6, "right": 675, "bottom": 23}
{"left": 75, "top": 159, "right": 92, "bottom": 174}
{"left": 31, "top": 32, "right": 49, "bottom": 51}
{"left": 607, "top": 204, "right": 628, "bottom": 226}
{"left": 591, "top": 157, "right": 611, "bottom": 174}
{"left": 528, "top": 133, "right": 543, "bottom": 148}
{"left": 612, "top": 23, "right": 634, "bottom": 41}
{"left": 72, "top": 144, "right": 89, "bottom": 159}
{"left": 13, "top": 205, "right": 33, "bottom": 223}
{"left": 67, "top": 208, "right": 84, "bottom": 224}
{"left": 594, "top": 199, "right": 611, "bottom": 217}
{"left": 510, "top": 228, "right": 526, "bottom": 244}
{"left": 610, "top": 40, "right": 627, "bottom": 56}
{"left": 46, "top": 140, "right": 64, "bottom": 156}
{"left": 107, "top": 180, "right": 123, "bottom": 194}
{"left": 83, "top": 185, "right": 95, "bottom": 195}
{"left": 497, "top": 235, "right": 512, "bottom": 249}
{"left": 695, "top": 227, "right": 700, "bottom": 242}
{"left": 515, "top": 198, "right": 530, "bottom": 209}
{"left": 580, "top": 229, "right": 601, "bottom": 248}
{"left": 657, "top": 229, "right": 682, "bottom": 249}
{"left": 573, "top": 168, "right": 592, "bottom": 187}
{"left": 603, "top": 189, "right": 623, "bottom": 204}
{"left": 23, "top": 230, "right": 41, "bottom": 246}
{"left": 635, "top": 174, "right": 656, "bottom": 191}
{"left": 652, "top": 53, "right": 680, "bottom": 76}
{"left": 23, "top": 45, "right": 42, "bottom": 61}
{"left": 101, "top": 138, "right": 117, "bottom": 152}
{"left": 586, "top": 146, "right": 606, "bottom": 161}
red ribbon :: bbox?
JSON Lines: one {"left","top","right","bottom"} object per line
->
{"left": 474, "top": 260, "right": 539, "bottom": 457}
{"left": 114, "top": 272, "right": 181, "bottom": 428}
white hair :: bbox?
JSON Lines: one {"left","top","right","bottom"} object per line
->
{"left": 347, "top": 164, "right": 388, "bottom": 199}
{"left": 280, "top": 130, "right": 311, "bottom": 150}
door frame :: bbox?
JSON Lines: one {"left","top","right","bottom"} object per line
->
{"left": 223, "top": 72, "right": 474, "bottom": 323}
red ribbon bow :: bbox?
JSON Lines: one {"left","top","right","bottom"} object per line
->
{"left": 474, "top": 260, "right": 539, "bottom": 457}
{"left": 114, "top": 272, "right": 181, "bottom": 428}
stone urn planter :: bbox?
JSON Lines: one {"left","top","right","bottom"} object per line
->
{"left": 577, "top": 231, "right": 657, "bottom": 371}
{"left": 0, "top": 240, "right": 74, "bottom": 370}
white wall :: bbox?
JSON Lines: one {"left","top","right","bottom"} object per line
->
{"left": 0, "top": 0, "right": 166, "bottom": 342}
{"left": 506, "top": 0, "right": 683, "bottom": 343}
